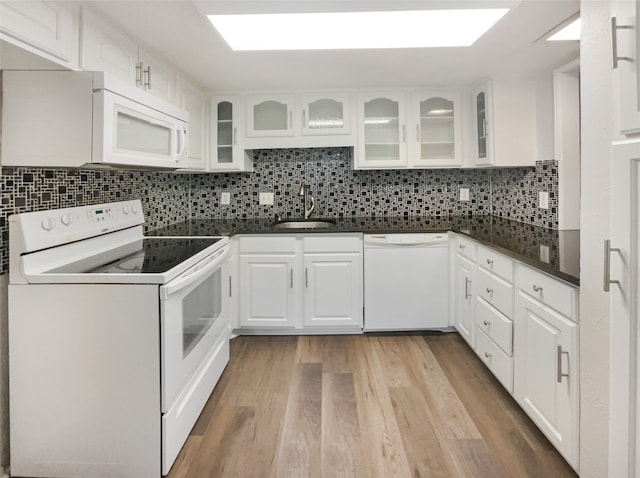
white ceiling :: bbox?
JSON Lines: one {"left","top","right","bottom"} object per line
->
{"left": 86, "top": 0, "right": 580, "bottom": 92}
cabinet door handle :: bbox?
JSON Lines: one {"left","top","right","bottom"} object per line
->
{"left": 532, "top": 284, "right": 543, "bottom": 292}
{"left": 416, "top": 124, "right": 420, "bottom": 142}
{"left": 486, "top": 287, "right": 493, "bottom": 295}
{"left": 482, "top": 118, "right": 488, "bottom": 138}
{"left": 557, "top": 345, "right": 570, "bottom": 383}
{"left": 233, "top": 127, "right": 237, "bottom": 146}
{"left": 136, "top": 62, "right": 143, "bottom": 87}
{"left": 305, "top": 268, "right": 308, "bottom": 288}
{"left": 229, "top": 275, "right": 232, "bottom": 297}
{"left": 483, "top": 320, "right": 491, "bottom": 327}
{"left": 464, "top": 277, "right": 471, "bottom": 300}
{"left": 290, "top": 269, "right": 293, "bottom": 289}
{"left": 302, "top": 109, "right": 306, "bottom": 128}
{"left": 289, "top": 110, "right": 293, "bottom": 129}
{"left": 603, "top": 239, "right": 621, "bottom": 292}
{"left": 611, "top": 17, "right": 633, "bottom": 69}
{"left": 484, "top": 351, "right": 492, "bottom": 360}
{"left": 144, "top": 65, "right": 151, "bottom": 89}
{"left": 402, "top": 124, "right": 406, "bottom": 142}
{"left": 486, "top": 259, "right": 494, "bottom": 266}
{"left": 459, "top": 244, "right": 465, "bottom": 251}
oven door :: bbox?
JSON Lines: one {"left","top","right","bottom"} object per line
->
{"left": 159, "top": 245, "right": 230, "bottom": 411}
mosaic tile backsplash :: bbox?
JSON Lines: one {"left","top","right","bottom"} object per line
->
{"left": 0, "top": 147, "right": 558, "bottom": 273}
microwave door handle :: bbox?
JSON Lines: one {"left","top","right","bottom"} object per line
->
{"left": 160, "top": 247, "right": 229, "bottom": 299}
{"left": 175, "top": 124, "right": 187, "bottom": 162}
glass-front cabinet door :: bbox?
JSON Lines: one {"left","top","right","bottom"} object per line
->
{"left": 246, "top": 94, "right": 295, "bottom": 137}
{"left": 210, "top": 96, "right": 253, "bottom": 172}
{"left": 472, "top": 83, "right": 494, "bottom": 166}
{"left": 410, "top": 92, "right": 462, "bottom": 167}
{"left": 300, "top": 94, "right": 350, "bottom": 136}
{"left": 356, "top": 92, "right": 407, "bottom": 168}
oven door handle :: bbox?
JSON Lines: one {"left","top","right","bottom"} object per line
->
{"left": 160, "top": 246, "right": 229, "bottom": 299}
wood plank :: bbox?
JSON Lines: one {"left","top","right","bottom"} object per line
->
{"left": 388, "top": 385, "right": 457, "bottom": 478}
{"left": 276, "top": 362, "right": 323, "bottom": 477}
{"left": 165, "top": 436, "right": 202, "bottom": 478}
{"left": 321, "top": 373, "right": 366, "bottom": 477}
{"left": 349, "top": 336, "right": 413, "bottom": 477}
{"left": 447, "top": 438, "right": 507, "bottom": 478}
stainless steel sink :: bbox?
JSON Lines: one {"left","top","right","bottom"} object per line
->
{"left": 272, "top": 219, "right": 336, "bottom": 229}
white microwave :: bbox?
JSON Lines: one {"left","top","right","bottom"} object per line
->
{"left": 1, "top": 71, "right": 189, "bottom": 169}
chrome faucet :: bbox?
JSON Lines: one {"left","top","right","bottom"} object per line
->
{"left": 298, "top": 183, "right": 315, "bottom": 219}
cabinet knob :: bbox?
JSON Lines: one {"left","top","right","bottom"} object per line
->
{"left": 533, "top": 284, "right": 543, "bottom": 292}
{"left": 459, "top": 244, "right": 465, "bottom": 251}
{"left": 484, "top": 352, "right": 492, "bottom": 359}
{"left": 486, "top": 287, "right": 493, "bottom": 295}
{"left": 483, "top": 320, "right": 491, "bottom": 327}
{"left": 486, "top": 259, "right": 494, "bottom": 266}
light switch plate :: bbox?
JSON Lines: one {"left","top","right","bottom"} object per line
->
{"left": 540, "top": 245, "right": 550, "bottom": 263}
{"left": 259, "top": 192, "right": 274, "bottom": 205}
{"left": 539, "top": 191, "right": 549, "bottom": 209}
{"left": 459, "top": 188, "right": 470, "bottom": 201}
{"left": 220, "top": 192, "right": 230, "bottom": 205}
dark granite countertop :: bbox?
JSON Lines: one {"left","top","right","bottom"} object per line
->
{"left": 149, "top": 215, "right": 580, "bottom": 286}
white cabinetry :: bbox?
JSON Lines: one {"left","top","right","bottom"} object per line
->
{"left": 80, "top": 8, "right": 176, "bottom": 102}
{"left": 239, "top": 236, "right": 298, "bottom": 328}
{"left": 355, "top": 91, "right": 463, "bottom": 169}
{"left": 471, "top": 80, "right": 536, "bottom": 167}
{"left": 178, "top": 76, "right": 208, "bottom": 170}
{"left": 355, "top": 92, "right": 408, "bottom": 168}
{"left": 302, "top": 236, "right": 362, "bottom": 328}
{"left": 243, "top": 93, "right": 353, "bottom": 149}
{"left": 453, "top": 236, "right": 477, "bottom": 347}
{"left": 237, "top": 234, "right": 363, "bottom": 332}
{"left": 0, "top": 1, "right": 79, "bottom": 69}
{"left": 514, "top": 264, "right": 579, "bottom": 470}
{"left": 613, "top": 0, "right": 640, "bottom": 134}
{"left": 210, "top": 96, "right": 253, "bottom": 172}
{"left": 410, "top": 91, "right": 463, "bottom": 167}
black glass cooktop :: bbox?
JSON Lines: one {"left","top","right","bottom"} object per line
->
{"left": 50, "top": 238, "right": 224, "bottom": 275}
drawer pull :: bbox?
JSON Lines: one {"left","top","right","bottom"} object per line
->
{"left": 484, "top": 352, "right": 492, "bottom": 359}
{"left": 464, "top": 277, "right": 472, "bottom": 300}
{"left": 483, "top": 320, "right": 491, "bottom": 327}
{"left": 557, "top": 346, "right": 570, "bottom": 383}
{"left": 603, "top": 239, "right": 621, "bottom": 292}
{"left": 459, "top": 244, "right": 465, "bottom": 251}
{"left": 532, "top": 284, "right": 543, "bottom": 293}
{"left": 486, "top": 259, "right": 494, "bottom": 266}
{"left": 486, "top": 287, "right": 494, "bottom": 295}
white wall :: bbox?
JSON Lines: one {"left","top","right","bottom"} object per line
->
{"left": 579, "top": 0, "right": 613, "bottom": 476}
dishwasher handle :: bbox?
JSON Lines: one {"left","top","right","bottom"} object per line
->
{"left": 364, "top": 234, "right": 448, "bottom": 247}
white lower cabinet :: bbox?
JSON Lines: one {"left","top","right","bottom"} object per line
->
{"left": 237, "top": 234, "right": 362, "bottom": 331}
{"left": 453, "top": 236, "right": 477, "bottom": 347}
{"left": 514, "top": 264, "right": 579, "bottom": 470}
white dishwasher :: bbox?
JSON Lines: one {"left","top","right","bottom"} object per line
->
{"left": 364, "top": 233, "right": 449, "bottom": 331}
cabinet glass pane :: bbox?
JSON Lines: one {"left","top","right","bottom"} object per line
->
{"left": 308, "top": 99, "right": 344, "bottom": 130}
{"left": 116, "top": 111, "right": 172, "bottom": 156}
{"left": 254, "top": 100, "right": 288, "bottom": 131}
{"left": 420, "top": 97, "right": 455, "bottom": 160}
{"left": 217, "top": 101, "right": 233, "bottom": 163}
{"left": 476, "top": 92, "right": 487, "bottom": 159}
{"left": 364, "top": 98, "right": 399, "bottom": 162}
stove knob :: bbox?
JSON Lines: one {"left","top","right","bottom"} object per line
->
{"left": 60, "top": 214, "right": 74, "bottom": 226}
{"left": 41, "top": 217, "right": 56, "bottom": 231}
{"left": 122, "top": 206, "right": 130, "bottom": 215}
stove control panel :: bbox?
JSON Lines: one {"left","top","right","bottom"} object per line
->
{"left": 9, "top": 200, "right": 145, "bottom": 253}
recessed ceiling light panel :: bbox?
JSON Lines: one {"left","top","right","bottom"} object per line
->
{"left": 207, "top": 9, "right": 511, "bottom": 51}
{"left": 547, "top": 18, "right": 580, "bottom": 41}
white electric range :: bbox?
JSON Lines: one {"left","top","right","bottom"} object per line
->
{"left": 8, "top": 200, "right": 230, "bottom": 477}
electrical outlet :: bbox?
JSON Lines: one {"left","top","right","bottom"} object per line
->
{"left": 539, "top": 191, "right": 549, "bottom": 209}
{"left": 259, "top": 192, "right": 274, "bottom": 205}
{"left": 459, "top": 188, "right": 470, "bottom": 201}
{"left": 220, "top": 192, "right": 230, "bottom": 205}
{"left": 540, "top": 245, "right": 550, "bottom": 263}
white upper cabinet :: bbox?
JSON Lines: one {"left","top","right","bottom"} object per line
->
{"left": 80, "top": 7, "right": 176, "bottom": 103}
{"left": 246, "top": 94, "right": 296, "bottom": 138}
{"left": 210, "top": 96, "right": 253, "bottom": 172}
{"left": 410, "top": 91, "right": 463, "bottom": 167}
{"left": 470, "top": 80, "right": 536, "bottom": 167}
{"left": 300, "top": 94, "right": 351, "bottom": 136}
{"left": 613, "top": 0, "right": 640, "bottom": 135}
{"left": 0, "top": 1, "right": 79, "bottom": 69}
{"left": 355, "top": 92, "right": 408, "bottom": 169}
{"left": 178, "top": 76, "right": 208, "bottom": 171}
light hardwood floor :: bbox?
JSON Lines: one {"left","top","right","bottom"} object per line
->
{"left": 168, "top": 333, "right": 577, "bottom": 478}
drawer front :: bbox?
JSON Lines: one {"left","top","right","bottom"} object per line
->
{"left": 238, "top": 235, "right": 297, "bottom": 254}
{"left": 475, "top": 297, "right": 513, "bottom": 355}
{"left": 476, "top": 267, "right": 514, "bottom": 318}
{"left": 475, "top": 328, "right": 514, "bottom": 393}
{"left": 456, "top": 235, "right": 477, "bottom": 262}
{"left": 517, "top": 264, "right": 577, "bottom": 320}
{"left": 303, "top": 234, "right": 362, "bottom": 253}
{"left": 477, "top": 245, "right": 514, "bottom": 282}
